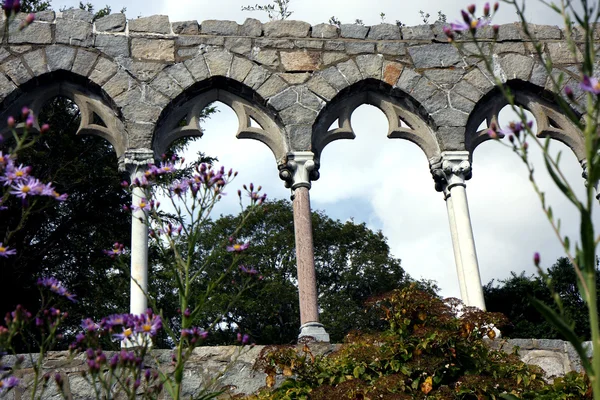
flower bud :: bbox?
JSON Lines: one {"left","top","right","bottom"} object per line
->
{"left": 564, "top": 85, "right": 575, "bottom": 100}
{"left": 467, "top": 4, "right": 476, "bottom": 14}
{"left": 7, "top": 116, "right": 15, "bottom": 128}
{"left": 533, "top": 252, "right": 540, "bottom": 266}
{"left": 25, "top": 13, "right": 34, "bottom": 24}
{"left": 40, "top": 123, "right": 50, "bottom": 134}
{"left": 461, "top": 9, "right": 471, "bottom": 24}
{"left": 21, "top": 106, "right": 29, "bottom": 117}
{"left": 493, "top": 2, "right": 499, "bottom": 12}
{"left": 492, "top": 24, "right": 499, "bottom": 36}
{"left": 483, "top": 2, "right": 490, "bottom": 17}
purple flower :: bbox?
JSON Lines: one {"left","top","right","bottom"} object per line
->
{"left": 157, "top": 162, "right": 176, "bottom": 175}
{"left": 135, "top": 311, "right": 162, "bottom": 337}
{"left": 239, "top": 265, "right": 258, "bottom": 275}
{"left": 181, "top": 327, "right": 208, "bottom": 341}
{"left": 81, "top": 318, "right": 99, "bottom": 332}
{"left": 37, "top": 277, "right": 77, "bottom": 302}
{"left": 1, "top": 163, "right": 30, "bottom": 185}
{"left": 132, "top": 198, "right": 151, "bottom": 212}
{"left": 500, "top": 120, "right": 533, "bottom": 138}
{"left": 0, "top": 376, "right": 20, "bottom": 392}
{"left": 169, "top": 180, "right": 189, "bottom": 197}
{"left": 0, "top": 243, "right": 16, "bottom": 258}
{"left": 10, "top": 177, "right": 42, "bottom": 198}
{"left": 226, "top": 242, "right": 249, "bottom": 253}
{"left": 104, "top": 242, "right": 125, "bottom": 258}
{"left": 450, "top": 18, "right": 489, "bottom": 32}
{"left": 113, "top": 327, "right": 134, "bottom": 341}
{"left": 580, "top": 75, "right": 600, "bottom": 95}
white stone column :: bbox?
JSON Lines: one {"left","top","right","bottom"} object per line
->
{"left": 432, "top": 151, "right": 486, "bottom": 310}
{"left": 121, "top": 149, "right": 154, "bottom": 316}
{"left": 279, "top": 152, "right": 330, "bottom": 342}
{"left": 444, "top": 190, "right": 469, "bottom": 304}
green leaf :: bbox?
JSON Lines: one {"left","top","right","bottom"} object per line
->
{"left": 564, "top": 236, "right": 570, "bottom": 252}
{"left": 500, "top": 394, "right": 521, "bottom": 400}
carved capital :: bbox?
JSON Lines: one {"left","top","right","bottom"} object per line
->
{"left": 279, "top": 152, "right": 320, "bottom": 190}
{"left": 430, "top": 151, "right": 473, "bottom": 194}
{"left": 119, "top": 148, "right": 156, "bottom": 175}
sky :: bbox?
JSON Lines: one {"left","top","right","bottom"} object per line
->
{"left": 53, "top": 0, "right": 598, "bottom": 300}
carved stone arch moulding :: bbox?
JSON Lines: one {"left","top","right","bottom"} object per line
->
{"left": 466, "top": 84, "right": 584, "bottom": 162}
{"left": 153, "top": 88, "right": 289, "bottom": 164}
{"left": 0, "top": 76, "right": 128, "bottom": 157}
{"left": 312, "top": 89, "right": 440, "bottom": 162}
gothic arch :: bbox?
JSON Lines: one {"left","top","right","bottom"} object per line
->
{"left": 312, "top": 79, "right": 440, "bottom": 161}
{"left": 152, "top": 76, "right": 288, "bottom": 163}
{"left": 466, "top": 80, "right": 584, "bottom": 161}
{"left": 0, "top": 71, "right": 127, "bottom": 157}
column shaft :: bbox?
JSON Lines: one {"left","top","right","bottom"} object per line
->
{"left": 130, "top": 169, "right": 149, "bottom": 315}
{"left": 449, "top": 184, "right": 486, "bottom": 310}
{"left": 445, "top": 194, "right": 469, "bottom": 303}
{"left": 292, "top": 186, "right": 319, "bottom": 325}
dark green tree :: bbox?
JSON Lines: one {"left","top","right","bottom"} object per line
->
{"left": 152, "top": 200, "right": 427, "bottom": 345}
{"left": 484, "top": 257, "right": 600, "bottom": 340}
{"left": 0, "top": 97, "right": 131, "bottom": 347}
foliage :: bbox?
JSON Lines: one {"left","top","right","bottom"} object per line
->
{"left": 245, "top": 285, "right": 591, "bottom": 399}
{"left": 0, "top": 97, "right": 132, "bottom": 350}
{"left": 485, "top": 257, "right": 600, "bottom": 340}
{"left": 241, "top": 0, "right": 292, "bottom": 20}
{"left": 151, "top": 199, "right": 428, "bottom": 345}
{"left": 443, "top": 1, "right": 600, "bottom": 397}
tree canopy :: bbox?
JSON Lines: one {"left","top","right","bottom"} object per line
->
{"left": 151, "top": 199, "right": 430, "bottom": 345}
{"left": 484, "top": 257, "right": 599, "bottom": 340}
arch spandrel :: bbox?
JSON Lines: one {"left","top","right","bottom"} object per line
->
{"left": 312, "top": 79, "right": 441, "bottom": 162}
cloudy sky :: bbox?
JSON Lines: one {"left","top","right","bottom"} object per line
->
{"left": 55, "top": 0, "right": 597, "bottom": 300}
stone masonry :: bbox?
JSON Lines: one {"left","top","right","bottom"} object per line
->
{"left": 0, "top": 11, "right": 586, "bottom": 165}
{"left": 0, "top": 339, "right": 592, "bottom": 399}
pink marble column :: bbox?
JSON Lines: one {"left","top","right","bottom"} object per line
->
{"left": 292, "top": 186, "right": 320, "bottom": 325}
{"left": 280, "top": 151, "right": 330, "bottom": 341}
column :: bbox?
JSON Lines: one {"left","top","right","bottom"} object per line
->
{"left": 432, "top": 151, "right": 486, "bottom": 310}
{"left": 444, "top": 189, "right": 469, "bottom": 304}
{"left": 279, "top": 152, "right": 330, "bottom": 342}
{"left": 120, "top": 149, "right": 155, "bottom": 316}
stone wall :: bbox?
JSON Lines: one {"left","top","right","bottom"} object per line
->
{"left": 0, "top": 340, "right": 591, "bottom": 399}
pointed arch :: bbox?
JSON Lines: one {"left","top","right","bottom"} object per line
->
{"left": 152, "top": 76, "right": 288, "bottom": 163}
{"left": 0, "top": 71, "right": 127, "bottom": 157}
{"left": 312, "top": 79, "right": 440, "bottom": 161}
{"left": 466, "top": 80, "right": 584, "bottom": 161}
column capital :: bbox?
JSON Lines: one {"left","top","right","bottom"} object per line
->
{"left": 119, "top": 148, "right": 155, "bottom": 173}
{"left": 430, "top": 151, "right": 473, "bottom": 194}
{"left": 279, "top": 151, "right": 320, "bottom": 190}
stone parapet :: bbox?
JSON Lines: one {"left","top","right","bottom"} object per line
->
{"left": 0, "top": 340, "right": 590, "bottom": 399}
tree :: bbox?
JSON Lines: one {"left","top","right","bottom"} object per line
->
{"left": 484, "top": 257, "right": 600, "bottom": 340}
{"left": 151, "top": 199, "right": 429, "bottom": 345}
{"left": 0, "top": 97, "right": 132, "bottom": 348}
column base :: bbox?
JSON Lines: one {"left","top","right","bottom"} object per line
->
{"left": 298, "top": 322, "right": 330, "bottom": 342}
